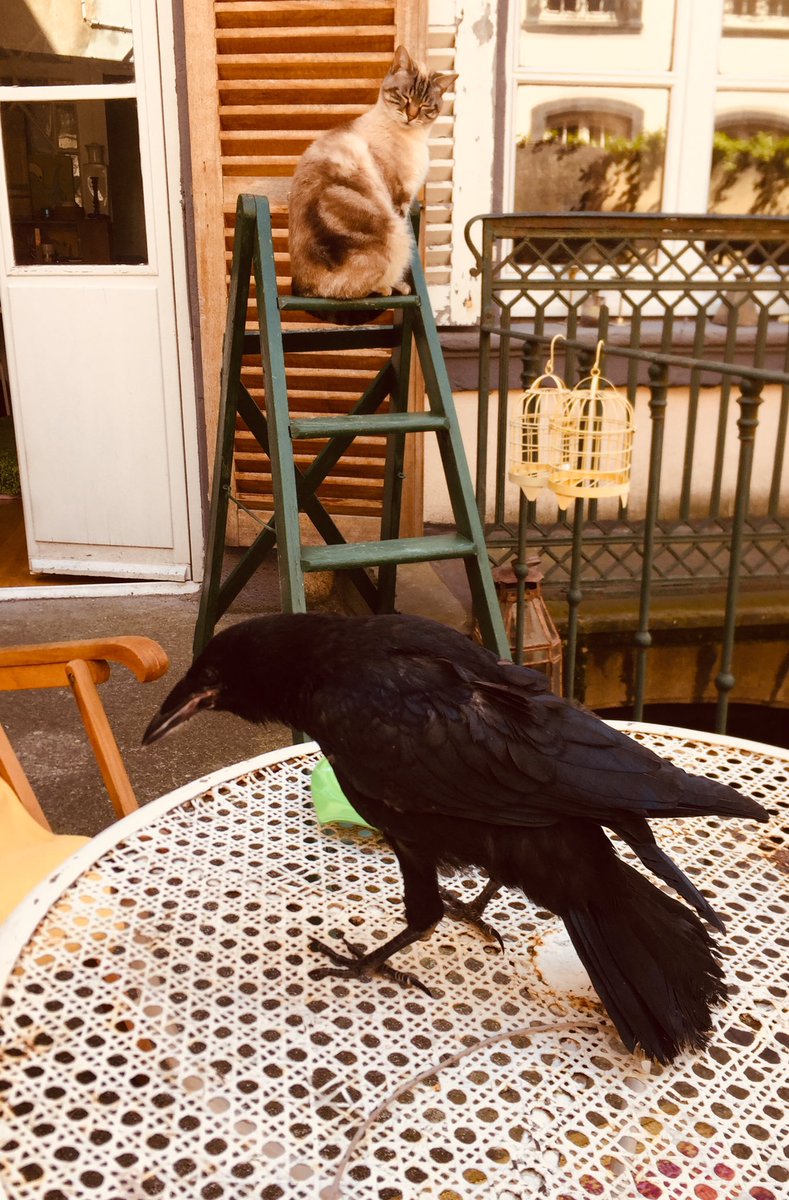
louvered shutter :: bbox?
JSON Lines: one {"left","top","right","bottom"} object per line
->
{"left": 187, "top": 1, "right": 429, "bottom": 547}
{"left": 425, "top": 20, "right": 456, "bottom": 321}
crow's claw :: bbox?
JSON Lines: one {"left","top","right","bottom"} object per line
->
{"left": 439, "top": 887, "right": 505, "bottom": 951}
{"left": 308, "top": 935, "right": 433, "bottom": 996}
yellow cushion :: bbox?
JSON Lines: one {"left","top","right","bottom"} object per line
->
{"left": 0, "top": 779, "right": 90, "bottom": 923}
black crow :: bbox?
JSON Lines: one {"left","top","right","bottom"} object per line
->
{"left": 143, "top": 613, "right": 769, "bottom": 1063}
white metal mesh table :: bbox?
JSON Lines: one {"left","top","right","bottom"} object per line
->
{"left": 1, "top": 724, "right": 787, "bottom": 1200}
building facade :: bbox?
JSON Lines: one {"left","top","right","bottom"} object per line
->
{"left": 0, "top": 0, "right": 786, "bottom": 592}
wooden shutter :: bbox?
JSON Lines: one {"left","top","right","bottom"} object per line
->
{"left": 425, "top": 20, "right": 456, "bottom": 321}
{"left": 186, "top": 1, "right": 429, "bottom": 547}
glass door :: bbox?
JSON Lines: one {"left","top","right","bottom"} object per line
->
{"left": 0, "top": 1, "right": 197, "bottom": 582}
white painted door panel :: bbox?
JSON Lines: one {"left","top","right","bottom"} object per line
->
{"left": 8, "top": 278, "right": 188, "bottom": 576}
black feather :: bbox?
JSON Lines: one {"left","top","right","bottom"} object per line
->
{"left": 143, "top": 612, "right": 769, "bottom": 1062}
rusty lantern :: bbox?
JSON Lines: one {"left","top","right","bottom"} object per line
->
{"left": 492, "top": 555, "right": 563, "bottom": 694}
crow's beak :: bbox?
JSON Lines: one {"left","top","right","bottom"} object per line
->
{"left": 142, "top": 682, "right": 220, "bottom": 746}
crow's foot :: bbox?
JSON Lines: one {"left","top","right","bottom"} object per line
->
{"left": 308, "top": 935, "right": 433, "bottom": 996}
{"left": 439, "top": 886, "right": 505, "bottom": 951}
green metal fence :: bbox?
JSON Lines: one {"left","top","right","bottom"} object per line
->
{"left": 465, "top": 212, "right": 789, "bottom": 729}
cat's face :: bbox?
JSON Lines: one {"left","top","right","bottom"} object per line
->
{"left": 381, "top": 45, "right": 456, "bottom": 128}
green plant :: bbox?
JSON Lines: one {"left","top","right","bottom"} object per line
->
{"left": 521, "top": 128, "right": 666, "bottom": 212}
{"left": 710, "top": 130, "right": 789, "bottom": 214}
{"left": 0, "top": 418, "right": 21, "bottom": 496}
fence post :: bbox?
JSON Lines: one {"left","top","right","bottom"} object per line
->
{"left": 633, "top": 361, "right": 668, "bottom": 721}
{"left": 715, "top": 377, "right": 764, "bottom": 733}
{"left": 475, "top": 221, "right": 494, "bottom": 520}
{"left": 565, "top": 497, "right": 585, "bottom": 700}
{"left": 494, "top": 306, "right": 512, "bottom": 526}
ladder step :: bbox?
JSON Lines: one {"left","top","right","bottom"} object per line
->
{"left": 290, "top": 413, "right": 449, "bottom": 439}
{"left": 301, "top": 533, "right": 477, "bottom": 572}
{"left": 279, "top": 293, "right": 421, "bottom": 314}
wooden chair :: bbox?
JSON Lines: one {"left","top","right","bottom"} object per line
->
{"left": 0, "top": 637, "right": 169, "bottom": 921}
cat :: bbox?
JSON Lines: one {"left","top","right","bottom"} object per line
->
{"left": 288, "top": 46, "right": 455, "bottom": 304}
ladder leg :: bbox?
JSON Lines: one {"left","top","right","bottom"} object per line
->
{"left": 408, "top": 246, "right": 510, "bottom": 659}
{"left": 194, "top": 196, "right": 258, "bottom": 657}
{"left": 377, "top": 308, "right": 415, "bottom": 612}
{"left": 252, "top": 197, "right": 306, "bottom": 614}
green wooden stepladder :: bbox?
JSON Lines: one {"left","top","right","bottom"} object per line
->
{"left": 193, "top": 194, "right": 509, "bottom": 660}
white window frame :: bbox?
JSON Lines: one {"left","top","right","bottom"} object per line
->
{"left": 0, "top": 0, "right": 158, "bottom": 278}
{"left": 444, "top": 0, "right": 789, "bottom": 323}
{"left": 503, "top": 0, "right": 727, "bottom": 216}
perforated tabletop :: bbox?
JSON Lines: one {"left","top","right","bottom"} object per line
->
{"left": 0, "top": 725, "right": 787, "bottom": 1200}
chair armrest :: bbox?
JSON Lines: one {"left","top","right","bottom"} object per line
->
{"left": 0, "top": 637, "right": 169, "bottom": 683}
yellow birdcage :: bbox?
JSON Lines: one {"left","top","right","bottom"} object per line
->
{"left": 508, "top": 336, "right": 567, "bottom": 502}
{"left": 548, "top": 340, "right": 635, "bottom": 511}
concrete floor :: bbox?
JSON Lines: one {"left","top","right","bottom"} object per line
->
{"left": 0, "top": 552, "right": 472, "bottom": 838}
{"left": 0, "top": 555, "right": 298, "bottom": 837}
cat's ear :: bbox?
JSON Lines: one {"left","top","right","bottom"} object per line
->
{"left": 432, "top": 72, "right": 457, "bottom": 97}
{"left": 390, "top": 45, "right": 415, "bottom": 74}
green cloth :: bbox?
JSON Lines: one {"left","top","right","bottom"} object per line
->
{"left": 310, "top": 757, "right": 374, "bottom": 828}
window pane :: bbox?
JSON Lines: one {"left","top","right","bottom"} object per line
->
{"left": 720, "top": 2, "right": 789, "bottom": 77}
{"left": 519, "top": 0, "right": 675, "bottom": 74}
{"left": 0, "top": 1, "right": 134, "bottom": 86}
{"left": 709, "top": 93, "right": 789, "bottom": 213}
{"left": 1, "top": 97, "right": 147, "bottom": 265}
{"left": 513, "top": 85, "right": 667, "bottom": 211}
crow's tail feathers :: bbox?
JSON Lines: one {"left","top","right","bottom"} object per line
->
{"left": 669, "top": 773, "right": 769, "bottom": 823}
{"left": 611, "top": 816, "right": 725, "bottom": 932}
{"left": 564, "top": 859, "right": 727, "bottom": 1064}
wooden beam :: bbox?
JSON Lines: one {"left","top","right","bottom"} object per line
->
{"left": 183, "top": 0, "right": 238, "bottom": 542}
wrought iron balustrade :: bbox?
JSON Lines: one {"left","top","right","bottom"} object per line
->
{"left": 464, "top": 212, "right": 789, "bottom": 729}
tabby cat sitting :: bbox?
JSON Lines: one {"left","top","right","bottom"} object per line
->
{"left": 288, "top": 46, "right": 455, "bottom": 307}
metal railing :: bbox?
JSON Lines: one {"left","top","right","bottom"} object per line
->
{"left": 465, "top": 212, "right": 789, "bottom": 729}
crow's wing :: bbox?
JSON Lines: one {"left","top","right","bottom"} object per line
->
{"left": 308, "top": 652, "right": 759, "bottom": 828}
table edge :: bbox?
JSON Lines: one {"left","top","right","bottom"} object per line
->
{"left": 0, "top": 740, "right": 321, "bottom": 979}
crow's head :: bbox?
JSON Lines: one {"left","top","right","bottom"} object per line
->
{"left": 141, "top": 620, "right": 271, "bottom": 746}
{"left": 141, "top": 614, "right": 321, "bottom": 746}
{"left": 141, "top": 657, "right": 224, "bottom": 746}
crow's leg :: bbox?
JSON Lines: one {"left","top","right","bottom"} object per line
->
{"left": 309, "top": 840, "right": 443, "bottom": 994}
{"left": 439, "top": 877, "right": 504, "bottom": 949}
{"left": 309, "top": 928, "right": 436, "bottom": 995}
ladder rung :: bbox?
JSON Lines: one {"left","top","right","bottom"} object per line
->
{"left": 301, "top": 533, "right": 477, "bottom": 572}
{"left": 290, "top": 413, "right": 449, "bottom": 439}
{"left": 279, "top": 294, "right": 421, "bottom": 313}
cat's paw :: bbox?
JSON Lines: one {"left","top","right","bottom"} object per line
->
{"left": 392, "top": 281, "right": 411, "bottom": 296}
